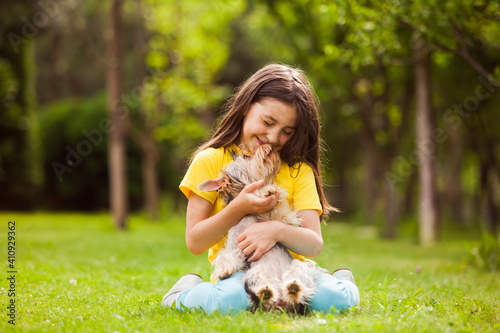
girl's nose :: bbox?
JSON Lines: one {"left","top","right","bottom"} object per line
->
{"left": 267, "top": 130, "right": 280, "bottom": 147}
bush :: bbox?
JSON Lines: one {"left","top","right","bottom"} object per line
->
{"left": 466, "top": 232, "right": 500, "bottom": 272}
{"left": 38, "top": 92, "right": 143, "bottom": 210}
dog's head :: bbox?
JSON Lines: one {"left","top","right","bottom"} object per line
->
{"left": 198, "top": 144, "right": 281, "bottom": 204}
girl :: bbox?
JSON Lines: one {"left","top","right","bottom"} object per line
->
{"left": 162, "top": 64, "right": 360, "bottom": 314}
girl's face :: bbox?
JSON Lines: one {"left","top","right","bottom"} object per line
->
{"left": 238, "top": 98, "right": 297, "bottom": 154}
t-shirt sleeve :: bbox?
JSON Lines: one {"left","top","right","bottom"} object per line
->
{"left": 179, "top": 148, "right": 221, "bottom": 204}
{"left": 292, "top": 164, "right": 323, "bottom": 216}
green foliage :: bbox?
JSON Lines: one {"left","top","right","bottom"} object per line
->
{"left": 251, "top": 0, "right": 500, "bottom": 226}
{"left": 466, "top": 233, "right": 500, "bottom": 272}
{"left": 0, "top": 59, "right": 18, "bottom": 105}
{"left": 0, "top": 38, "right": 41, "bottom": 210}
{"left": 1, "top": 0, "right": 499, "bottom": 251}
{"left": 2, "top": 212, "right": 499, "bottom": 332}
{"left": 37, "top": 93, "right": 145, "bottom": 210}
{"left": 141, "top": 0, "right": 244, "bottom": 158}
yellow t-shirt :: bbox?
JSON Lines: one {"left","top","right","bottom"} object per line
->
{"left": 179, "top": 143, "right": 322, "bottom": 265}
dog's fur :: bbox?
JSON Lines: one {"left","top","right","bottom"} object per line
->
{"left": 198, "top": 144, "right": 327, "bottom": 313}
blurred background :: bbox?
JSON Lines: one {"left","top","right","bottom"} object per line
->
{"left": 1, "top": 0, "right": 499, "bottom": 247}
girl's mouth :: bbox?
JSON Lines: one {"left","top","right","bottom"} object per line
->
{"left": 256, "top": 137, "right": 264, "bottom": 146}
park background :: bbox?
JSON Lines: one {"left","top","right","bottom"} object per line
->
{"left": 1, "top": 0, "right": 499, "bottom": 332}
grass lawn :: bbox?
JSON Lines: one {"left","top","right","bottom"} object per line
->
{"left": 0, "top": 212, "right": 499, "bottom": 332}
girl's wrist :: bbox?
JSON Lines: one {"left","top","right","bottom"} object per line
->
{"left": 271, "top": 220, "right": 286, "bottom": 243}
{"left": 226, "top": 198, "right": 250, "bottom": 221}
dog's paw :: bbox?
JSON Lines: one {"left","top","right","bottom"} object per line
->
{"left": 212, "top": 255, "right": 237, "bottom": 281}
{"left": 283, "top": 279, "right": 315, "bottom": 305}
{"left": 255, "top": 185, "right": 282, "bottom": 201}
{"left": 287, "top": 281, "right": 300, "bottom": 295}
{"left": 212, "top": 265, "right": 236, "bottom": 281}
{"left": 284, "top": 280, "right": 302, "bottom": 303}
{"left": 254, "top": 284, "right": 279, "bottom": 309}
{"left": 258, "top": 286, "right": 274, "bottom": 301}
{"left": 264, "top": 188, "right": 277, "bottom": 198}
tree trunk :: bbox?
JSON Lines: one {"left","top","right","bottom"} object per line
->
{"left": 413, "top": 34, "right": 439, "bottom": 246}
{"left": 446, "top": 126, "right": 466, "bottom": 224}
{"left": 107, "top": 0, "right": 128, "bottom": 229}
{"left": 357, "top": 94, "right": 380, "bottom": 226}
{"left": 335, "top": 155, "right": 351, "bottom": 214}
{"left": 480, "top": 163, "right": 499, "bottom": 235}
{"left": 141, "top": 132, "right": 160, "bottom": 221}
{"left": 46, "top": 33, "right": 61, "bottom": 103}
{"left": 383, "top": 178, "right": 400, "bottom": 239}
{"left": 402, "top": 171, "right": 417, "bottom": 217}
{"left": 133, "top": 0, "right": 161, "bottom": 221}
{"left": 362, "top": 146, "right": 378, "bottom": 225}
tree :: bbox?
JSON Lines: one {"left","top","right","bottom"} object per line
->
{"left": 257, "top": 0, "right": 500, "bottom": 244}
{"left": 260, "top": 0, "right": 414, "bottom": 237}
{"left": 141, "top": 0, "right": 242, "bottom": 185}
{"left": 413, "top": 34, "right": 439, "bottom": 246}
{"left": 398, "top": 0, "right": 500, "bottom": 244}
{"left": 107, "top": 0, "right": 128, "bottom": 229}
{"left": 125, "top": 0, "right": 161, "bottom": 221}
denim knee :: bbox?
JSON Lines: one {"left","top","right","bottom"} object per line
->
{"left": 211, "top": 281, "right": 249, "bottom": 314}
{"left": 177, "top": 272, "right": 249, "bottom": 314}
{"left": 309, "top": 277, "right": 360, "bottom": 313}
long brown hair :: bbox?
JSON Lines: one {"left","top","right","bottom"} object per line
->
{"left": 191, "top": 64, "right": 337, "bottom": 220}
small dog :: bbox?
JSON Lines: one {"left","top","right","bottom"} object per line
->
{"left": 198, "top": 144, "right": 326, "bottom": 313}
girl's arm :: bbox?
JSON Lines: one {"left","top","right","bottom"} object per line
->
{"left": 236, "top": 209, "right": 323, "bottom": 261}
{"left": 185, "top": 180, "right": 278, "bottom": 255}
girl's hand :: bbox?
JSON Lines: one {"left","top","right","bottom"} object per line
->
{"left": 237, "top": 220, "right": 284, "bottom": 262}
{"left": 230, "top": 180, "right": 278, "bottom": 215}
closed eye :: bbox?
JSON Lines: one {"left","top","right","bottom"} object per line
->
{"left": 262, "top": 117, "right": 294, "bottom": 135}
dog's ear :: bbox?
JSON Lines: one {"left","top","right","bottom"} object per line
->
{"left": 198, "top": 177, "right": 224, "bottom": 192}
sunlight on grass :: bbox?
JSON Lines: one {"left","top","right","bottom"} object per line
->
{"left": 0, "top": 212, "right": 498, "bottom": 332}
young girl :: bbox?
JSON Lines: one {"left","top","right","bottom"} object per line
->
{"left": 162, "top": 64, "right": 360, "bottom": 314}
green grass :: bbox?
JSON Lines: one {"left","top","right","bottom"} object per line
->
{"left": 0, "top": 212, "right": 499, "bottom": 332}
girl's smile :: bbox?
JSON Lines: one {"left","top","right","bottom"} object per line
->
{"left": 238, "top": 98, "right": 297, "bottom": 154}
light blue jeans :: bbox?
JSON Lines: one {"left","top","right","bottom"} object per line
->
{"left": 175, "top": 271, "right": 360, "bottom": 314}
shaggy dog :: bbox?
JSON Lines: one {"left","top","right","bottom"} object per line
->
{"left": 198, "top": 144, "right": 327, "bottom": 313}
